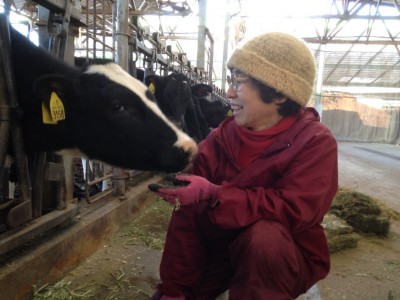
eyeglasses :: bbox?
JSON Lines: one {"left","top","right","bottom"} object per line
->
{"left": 227, "top": 73, "right": 249, "bottom": 91}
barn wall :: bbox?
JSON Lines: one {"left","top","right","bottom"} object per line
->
{"left": 321, "top": 95, "right": 400, "bottom": 144}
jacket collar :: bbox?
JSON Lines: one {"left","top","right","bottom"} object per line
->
{"left": 212, "top": 107, "right": 320, "bottom": 158}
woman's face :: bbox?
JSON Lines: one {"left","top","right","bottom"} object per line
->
{"left": 227, "top": 72, "right": 284, "bottom": 131}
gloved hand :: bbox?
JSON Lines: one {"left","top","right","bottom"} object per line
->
{"left": 148, "top": 173, "right": 219, "bottom": 207}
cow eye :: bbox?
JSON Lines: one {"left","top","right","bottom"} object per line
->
{"left": 113, "top": 103, "right": 125, "bottom": 112}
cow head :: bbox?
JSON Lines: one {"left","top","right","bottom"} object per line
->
{"left": 145, "top": 73, "right": 192, "bottom": 130}
{"left": 192, "top": 83, "right": 231, "bottom": 129}
{"left": 34, "top": 63, "right": 197, "bottom": 172}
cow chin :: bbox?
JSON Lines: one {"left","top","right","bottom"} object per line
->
{"left": 71, "top": 142, "right": 194, "bottom": 173}
{"left": 104, "top": 152, "right": 191, "bottom": 173}
{"left": 120, "top": 143, "right": 196, "bottom": 173}
{"left": 154, "top": 147, "right": 194, "bottom": 173}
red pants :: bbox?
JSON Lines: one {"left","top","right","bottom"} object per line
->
{"left": 158, "top": 202, "right": 312, "bottom": 300}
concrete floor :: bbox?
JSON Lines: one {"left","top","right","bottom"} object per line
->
{"left": 337, "top": 142, "right": 400, "bottom": 212}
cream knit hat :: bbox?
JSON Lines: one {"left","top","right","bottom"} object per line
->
{"left": 227, "top": 32, "right": 316, "bottom": 106}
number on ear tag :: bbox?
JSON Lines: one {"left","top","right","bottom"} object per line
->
{"left": 42, "top": 102, "right": 58, "bottom": 124}
{"left": 49, "top": 92, "right": 66, "bottom": 122}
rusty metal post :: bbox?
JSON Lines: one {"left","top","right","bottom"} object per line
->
{"left": 113, "top": 0, "right": 130, "bottom": 197}
{"left": 197, "top": 0, "right": 207, "bottom": 72}
{"left": 221, "top": 0, "right": 230, "bottom": 91}
{"left": 0, "top": 14, "right": 33, "bottom": 227}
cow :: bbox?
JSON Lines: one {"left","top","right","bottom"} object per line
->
{"left": 192, "top": 84, "right": 231, "bottom": 129}
{"left": 144, "top": 72, "right": 192, "bottom": 131}
{"left": 188, "top": 83, "right": 214, "bottom": 139}
{"left": 7, "top": 25, "right": 197, "bottom": 173}
{"left": 144, "top": 73, "right": 230, "bottom": 142}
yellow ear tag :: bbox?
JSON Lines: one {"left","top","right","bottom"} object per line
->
{"left": 149, "top": 82, "right": 156, "bottom": 94}
{"left": 42, "top": 101, "right": 57, "bottom": 124}
{"left": 49, "top": 92, "right": 66, "bottom": 122}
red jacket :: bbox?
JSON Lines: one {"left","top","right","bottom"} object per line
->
{"left": 192, "top": 107, "right": 338, "bottom": 286}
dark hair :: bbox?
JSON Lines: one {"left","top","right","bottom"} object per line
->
{"left": 249, "top": 78, "right": 301, "bottom": 117}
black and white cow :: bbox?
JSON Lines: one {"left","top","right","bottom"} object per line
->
{"left": 144, "top": 73, "right": 230, "bottom": 142}
{"left": 188, "top": 83, "right": 214, "bottom": 139}
{"left": 8, "top": 25, "right": 197, "bottom": 172}
{"left": 144, "top": 73, "right": 192, "bottom": 131}
{"left": 146, "top": 72, "right": 208, "bottom": 141}
{"left": 192, "top": 84, "right": 231, "bottom": 129}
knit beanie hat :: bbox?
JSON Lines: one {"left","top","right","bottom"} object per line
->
{"left": 227, "top": 32, "right": 316, "bottom": 106}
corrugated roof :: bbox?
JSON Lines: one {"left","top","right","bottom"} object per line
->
{"left": 3, "top": 0, "right": 400, "bottom": 100}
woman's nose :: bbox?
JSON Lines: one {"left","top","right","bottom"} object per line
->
{"left": 226, "top": 84, "right": 237, "bottom": 98}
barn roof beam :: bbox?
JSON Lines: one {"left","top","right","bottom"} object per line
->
{"left": 310, "top": 0, "right": 400, "bottom": 45}
{"left": 369, "top": 59, "right": 400, "bottom": 85}
{"left": 344, "top": 46, "right": 387, "bottom": 85}
{"left": 298, "top": 15, "right": 400, "bottom": 20}
{"left": 80, "top": 8, "right": 191, "bottom": 16}
{"left": 304, "top": 38, "right": 400, "bottom": 45}
{"left": 323, "top": 44, "right": 356, "bottom": 83}
{"left": 323, "top": 63, "right": 400, "bottom": 70}
{"left": 34, "top": 0, "right": 84, "bottom": 26}
{"left": 324, "top": 80, "right": 400, "bottom": 88}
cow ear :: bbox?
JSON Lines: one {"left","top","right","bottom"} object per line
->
{"left": 33, "top": 75, "right": 76, "bottom": 124}
{"left": 34, "top": 75, "right": 75, "bottom": 106}
{"left": 144, "top": 75, "right": 161, "bottom": 94}
{"left": 191, "top": 84, "right": 213, "bottom": 97}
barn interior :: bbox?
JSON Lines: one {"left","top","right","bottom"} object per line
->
{"left": 0, "top": 1, "right": 400, "bottom": 299}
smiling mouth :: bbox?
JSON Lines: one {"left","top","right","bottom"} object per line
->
{"left": 231, "top": 104, "right": 243, "bottom": 111}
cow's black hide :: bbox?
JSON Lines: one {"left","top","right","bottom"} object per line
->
{"left": 145, "top": 73, "right": 192, "bottom": 130}
{"left": 192, "top": 84, "right": 231, "bottom": 129}
{"left": 8, "top": 25, "right": 197, "bottom": 172}
{"left": 145, "top": 74, "right": 230, "bottom": 142}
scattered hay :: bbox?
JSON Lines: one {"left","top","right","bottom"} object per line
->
{"left": 327, "top": 233, "right": 360, "bottom": 253}
{"left": 32, "top": 273, "right": 131, "bottom": 300}
{"left": 323, "top": 213, "right": 360, "bottom": 252}
{"left": 388, "top": 290, "right": 397, "bottom": 300}
{"left": 32, "top": 280, "right": 96, "bottom": 300}
{"left": 117, "top": 198, "right": 171, "bottom": 250}
{"left": 330, "top": 188, "right": 392, "bottom": 236}
{"left": 31, "top": 198, "right": 172, "bottom": 300}
{"left": 119, "top": 225, "right": 165, "bottom": 249}
{"left": 377, "top": 202, "right": 400, "bottom": 222}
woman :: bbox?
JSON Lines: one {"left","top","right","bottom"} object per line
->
{"left": 149, "top": 32, "right": 338, "bottom": 300}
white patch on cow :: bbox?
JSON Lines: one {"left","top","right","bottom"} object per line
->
{"left": 84, "top": 63, "right": 196, "bottom": 150}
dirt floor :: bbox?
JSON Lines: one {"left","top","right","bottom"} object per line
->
{"left": 32, "top": 142, "right": 400, "bottom": 300}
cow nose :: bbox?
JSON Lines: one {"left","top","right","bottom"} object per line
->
{"left": 182, "top": 138, "right": 198, "bottom": 160}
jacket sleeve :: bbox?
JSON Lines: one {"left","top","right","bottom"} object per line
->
{"left": 208, "top": 126, "right": 338, "bottom": 233}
